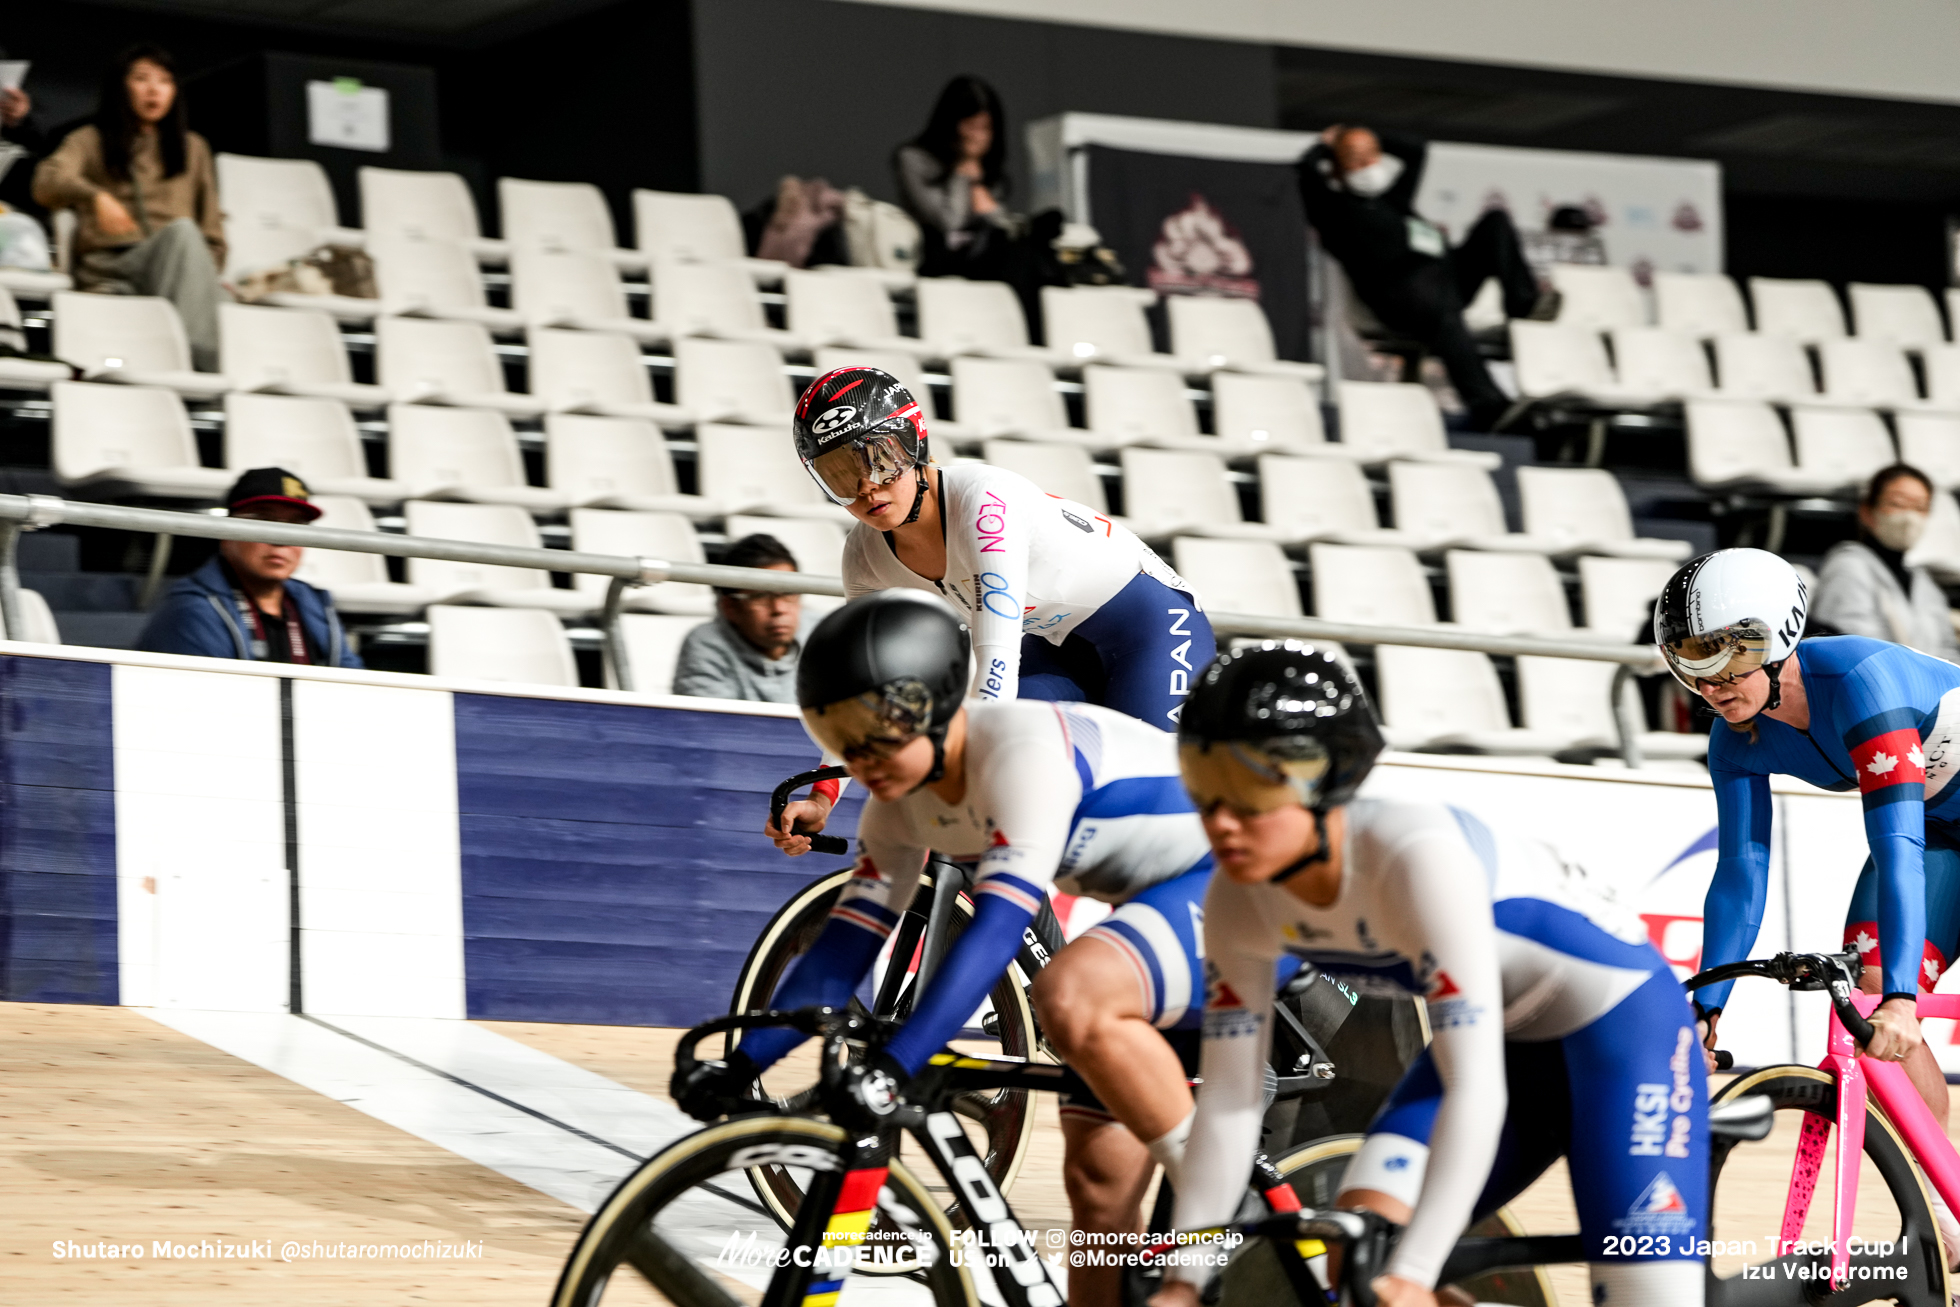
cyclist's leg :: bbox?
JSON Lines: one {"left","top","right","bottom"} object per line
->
{"left": 1064, "top": 573, "right": 1216, "bottom": 732}
{"left": 1016, "top": 631, "right": 1102, "bottom": 704}
{"left": 1559, "top": 967, "right": 1707, "bottom": 1306}
{"left": 1845, "top": 849, "right": 1952, "bottom": 1123}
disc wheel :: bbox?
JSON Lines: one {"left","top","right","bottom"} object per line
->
{"left": 551, "top": 1116, "right": 975, "bottom": 1307}
{"left": 727, "top": 867, "right": 1039, "bottom": 1266}
{"left": 1213, "top": 1135, "right": 1555, "bottom": 1306}
{"left": 1709, "top": 1065, "right": 1948, "bottom": 1306}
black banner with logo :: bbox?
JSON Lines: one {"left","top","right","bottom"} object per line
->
{"left": 1085, "top": 144, "right": 1312, "bottom": 363}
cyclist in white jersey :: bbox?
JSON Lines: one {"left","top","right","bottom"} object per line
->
{"left": 683, "top": 591, "right": 1220, "bottom": 1307}
{"left": 1154, "top": 644, "right": 1707, "bottom": 1307}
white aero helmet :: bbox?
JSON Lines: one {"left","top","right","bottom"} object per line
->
{"left": 1654, "top": 548, "right": 1809, "bottom": 693}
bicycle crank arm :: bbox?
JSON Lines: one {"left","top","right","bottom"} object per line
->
{"left": 1436, "top": 1233, "right": 1587, "bottom": 1282}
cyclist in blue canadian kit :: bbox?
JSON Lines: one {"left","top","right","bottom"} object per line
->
{"left": 1157, "top": 643, "right": 1708, "bottom": 1307}
{"left": 1661, "top": 546, "right": 1960, "bottom": 1262}
{"left": 770, "top": 366, "right": 1216, "bottom": 846}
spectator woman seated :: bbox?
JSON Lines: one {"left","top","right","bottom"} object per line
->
{"left": 33, "top": 44, "right": 227, "bottom": 370}
{"left": 1812, "top": 463, "right": 1960, "bottom": 661}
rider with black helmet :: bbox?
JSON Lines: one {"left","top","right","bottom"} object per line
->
{"left": 682, "top": 589, "right": 1226, "bottom": 1307}
{"left": 1158, "top": 643, "right": 1708, "bottom": 1307}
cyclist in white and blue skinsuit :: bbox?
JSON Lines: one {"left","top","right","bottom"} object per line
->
{"left": 690, "top": 592, "right": 1226, "bottom": 1307}
{"left": 1158, "top": 644, "right": 1706, "bottom": 1307}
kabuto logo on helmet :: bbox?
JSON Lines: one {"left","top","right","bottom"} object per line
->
{"left": 811, "top": 404, "right": 859, "bottom": 436}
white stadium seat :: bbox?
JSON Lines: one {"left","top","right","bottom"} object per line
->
{"left": 1210, "top": 373, "right": 1337, "bottom": 456}
{"left": 1514, "top": 467, "right": 1691, "bottom": 560}
{"left": 1908, "top": 489, "right": 1960, "bottom": 585}
{"left": 980, "top": 440, "right": 1111, "bottom": 515}
{"left": 950, "top": 357, "right": 1077, "bottom": 441}
{"left": 1310, "top": 542, "right": 1434, "bottom": 626}
{"left": 569, "top": 508, "right": 714, "bottom": 614}
{"left": 1788, "top": 407, "right": 1897, "bottom": 493}
{"left": 1897, "top": 412, "right": 1960, "bottom": 488}
{"left": 1515, "top": 656, "right": 1706, "bottom": 760}
{"left": 723, "top": 513, "right": 849, "bottom": 614}
{"left": 1550, "top": 264, "right": 1647, "bottom": 329}
{"left": 633, "top": 189, "right": 787, "bottom": 285}
{"left": 785, "top": 269, "right": 928, "bottom": 357}
{"left": 1924, "top": 345, "right": 1960, "bottom": 409}
{"left": 610, "top": 613, "right": 707, "bottom": 694}
{"left": 359, "top": 167, "right": 508, "bottom": 261}
{"left": 217, "top": 153, "right": 361, "bottom": 277}
{"left": 1653, "top": 272, "right": 1748, "bottom": 338}
{"left": 51, "top": 381, "right": 229, "bottom": 498}
{"left": 673, "top": 337, "right": 794, "bottom": 425}
{"left": 546, "top": 412, "right": 719, "bottom": 517}
{"left": 1388, "top": 462, "right": 1556, "bottom": 553}
{"left": 10, "top": 588, "right": 62, "bottom": 644}
{"left": 694, "top": 423, "right": 851, "bottom": 522}
{"left": 1508, "top": 321, "right": 1623, "bottom": 400}
{"left": 1255, "top": 454, "right": 1417, "bottom": 548}
{"left": 0, "top": 285, "right": 69, "bottom": 391}
{"left": 1749, "top": 277, "right": 1847, "bottom": 342}
{"left": 1818, "top": 339, "right": 1922, "bottom": 407}
{"left": 404, "top": 501, "right": 592, "bottom": 612}
{"left": 296, "top": 495, "right": 439, "bottom": 615}
{"left": 1578, "top": 555, "right": 1679, "bottom": 639}
{"left": 1165, "top": 296, "right": 1321, "bottom": 380}
{"left": 498, "top": 177, "right": 646, "bottom": 271}
{"left": 51, "top": 292, "right": 232, "bottom": 396}
{"left": 1685, "top": 399, "right": 1848, "bottom": 495}
{"left": 219, "top": 303, "right": 390, "bottom": 407}
{"left": 510, "top": 248, "right": 668, "bottom": 345}
{"left": 653, "top": 258, "right": 805, "bottom": 352}
{"left": 1610, "top": 328, "right": 1716, "bottom": 400}
{"left": 1445, "top": 549, "right": 1573, "bottom": 635}
{"left": 223, "top": 392, "right": 408, "bottom": 503}
{"left": 1119, "top": 448, "right": 1283, "bottom": 542}
{"left": 1850, "top": 283, "right": 1947, "bottom": 348}
{"left": 0, "top": 267, "right": 71, "bottom": 300}
{"left": 1712, "top": 333, "right": 1818, "bottom": 402}
{"left": 1084, "top": 365, "right": 1207, "bottom": 451}
{"left": 1041, "top": 286, "right": 1168, "bottom": 369}
{"left": 916, "top": 277, "right": 1064, "bottom": 366}
{"left": 367, "top": 237, "right": 524, "bottom": 332}
{"left": 387, "top": 405, "right": 570, "bottom": 511}
{"left": 427, "top": 605, "right": 577, "bottom": 686}
{"left": 1334, "top": 382, "right": 1501, "bottom": 468}
{"left": 1172, "top": 538, "right": 1301, "bottom": 618}
{"left": 527, "top": 328, "right": 691, "bottom": 427}
{"left": 374, "top": 316, "right": 543, "bottom": 417}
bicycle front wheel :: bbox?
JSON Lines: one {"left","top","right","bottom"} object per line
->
{"left": 551, "top": 1115, "right": 976, "bottom": 1307}
{"left": 1710, "top": 1065, "right": 1947, "bottom": 1305}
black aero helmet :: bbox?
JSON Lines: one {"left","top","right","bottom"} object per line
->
{"left": 793, "top": 366, "right": 929, "bottom": 514}
{"left": 798, "top": 590, "right": 971, "bottom": 785}
{"left": 1179, "top": 642, "right": 1384, "bottom": 815}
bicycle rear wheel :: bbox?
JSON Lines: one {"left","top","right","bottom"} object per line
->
{"left": 1213, "top": 1135, "right": 1555, "bottom": 1307}
{"left": 1710, "top": 1065, "right": 1947, "bottom": 1305}
{"left": 551, "top": 1115, "right": 975, "bottom": 1307}
{"left": 728, "top": 868, "right": 1040, "bottom": 1260}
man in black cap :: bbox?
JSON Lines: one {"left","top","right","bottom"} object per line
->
{"left": 136, "top": 468, "right": 362, "bottom": 666}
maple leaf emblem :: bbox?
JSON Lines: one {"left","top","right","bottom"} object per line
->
{"left": 1854, "top": 930, "right": 1878, "bottom": 954}
{"left": 1910, "top": 745, "right": 1926, "bottom": 769}
{"left": 1927, "top": 957, "right": 1943, "bottom": 981}
{"left": 1867, "top": 751, "right": 1898, "bottom": 777}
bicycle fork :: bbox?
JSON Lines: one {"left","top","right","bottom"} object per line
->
{"left": 913, "top": 1108, "right": 1065, "bottom": 1307}
{"left": 761, "top": 1134, "right": 893, "bottom": 1307}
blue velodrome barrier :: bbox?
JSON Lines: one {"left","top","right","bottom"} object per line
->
{"left": 0, "top": 644, "right": 860, "bottom": 1027}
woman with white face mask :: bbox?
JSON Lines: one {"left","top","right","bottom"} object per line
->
{"left": 1811, "top": 463, "right": 1959, "bottom": 660}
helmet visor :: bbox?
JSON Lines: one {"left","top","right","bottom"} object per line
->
{"left": 1179, "top": 739, "right": 1331, "bottom": 817}
{"left": 807, "top": 433, "right": 916, "bottom": 506}
{"left": 802, "top": 679, "right": 935, "bottom": 761}
{"left": 1659, "top": 618, "right": 1771, "bottom": 691}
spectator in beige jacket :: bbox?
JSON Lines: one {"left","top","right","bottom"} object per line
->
{"left": 33, "top": 44, "right": 227, "bottom": 369}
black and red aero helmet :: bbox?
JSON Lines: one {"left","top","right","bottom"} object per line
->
{"left": 792, "top": 366, "right": 928, "bottom": 507}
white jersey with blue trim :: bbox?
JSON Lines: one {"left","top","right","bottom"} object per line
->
{"left": 1172, "top": 799, "right": 1657, "bottom": 1291}
{"left": 838, "top": 701, "right": 1210, "bottom": 937}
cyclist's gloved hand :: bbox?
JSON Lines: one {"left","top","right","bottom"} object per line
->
{"left": 673, "top": 1048, "right": 762, "bottom": 1122}
{"left": 835, "top": 1049, "right": 922, "bottom": 1131}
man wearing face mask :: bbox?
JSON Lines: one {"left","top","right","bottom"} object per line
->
{"left": 1812, "top": 464, "right": 1959, "bottom": 660}
{"left": 1298, "top": 124, "right": 1552, "bottom": 431}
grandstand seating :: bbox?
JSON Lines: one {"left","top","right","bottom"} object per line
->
{"left": 1654, "top": 271, "right": 1749, "bottom": 337}
{"left": 674, "top": 338, "right": 795, "bottom": 425}
{"left": 950, "top": 356, "right": 1076, "bottom": 442}
{"left": 52, "top": 292, "right": 231, "bottom": 396}
{"left": 653, "top": 258, "right": 806, "bottom": 352}
{"left": 1170, "top": 537, "right": 1301, "bottom": 619}
{"left": 498, "top": 177, "right": 647, "bottom": 271}
{"left": 387, "top": 405, "right": 569, "bottom": 511}
{"left": 545, "top": 413, "right": 718, "bottom": 517}
{"left": 1041, "top": 285, "right": 1178, "bottom": 371}
{"left": 219, "top": 303, "right": 390, "bottom": 407}
{"left": 1211, "top": 372, "right": 1337, "bottom": 456}
{"left": 51, "top": 381, "right": 230, "bottom": 498}
{"left": 1711, "top": 333, "right": 1820, "bottom": 403}
{"left": 1514, "top": 467, "right": 1692, "bottom": 560}
{"left": 1550, "top": 264, "right": 1646, "bottom": 330}
{"left": 402, "top": 501, "right": 592, "bottom": 612}
{"left": 1119, "top": 448, "right": 1280, "bottom": 542}
{"left": 980, "top": 440, "right": 1112, "bottom": 515}
{"left": 1849, "top": 283, "right": 1946, "bottom": 348}
{"left": 1898, "top": 411, "right": 1960, "bottom": 487}
{"left": 632, "top": 189, "right": 787, "bottom": 285}
{"left": 611, "top": 612, "right": 703, "bottom": 693}
{"left": 722, "top": 513, "right": 848, "bottom": 613}
{"left": 0, "top": 286, "right": 68, "bottom": 390}
{"left": 215, "top": 153, "right": 360, "bottom": 277}
{"left": 374, "top": 316, "right": 543, "bottom": 416}
{"left": 1165, "top": 296, "right": 1323, "bottom": 381}
{"left": 1819, "top": 339, "right": 1921, "bottom": 407}
{"left": 510, "top": 247, "right": 665, "bottom": 344}
{"left": 527, "top": 328, "right": 692, "bottom": 426}
{"left": 917, "top": 277, "right": 1065, "bottom": 366}
{"left": 1253, "top": 454, "right": 1415, "bottom": 548}
{"left": 1788, "top": 407, "right": 1897, "bottom": 492}
{"left": 786, "top": 269, "right": 929, "bottom": 358}
{"left": 1749, "top": 277, "right": 1847, "bottom": 342}
{"left": 360, "top": 166, "right": 509, "bottom": 261}
{"left": 1578, "top": 554, "right": 1679, "bottom": 639}
{"left": 363, "top": 238, "right": 525, "bottom": 331}
{"left": 693, "top": 423, "right": 852, "bottom": 522}
{"left": 1335, "top": 382, "right": 1501, "bottom": 468}
{"left": 12, "top": 588, "right": 62, "bottom": 644}
{"left": 222, "top": 392, "right": 408, "bottom": 503}
{"left": 567, "top": 508, "right": 713, "bottom": 614}
{"left": 1611, "top": 327, "right": 1716, "bottom": 399}
{"left": 297, "top": 495, "right": 440, "bottom": 615}
{"left": 427, "top": 604, "right": 578, "bottom": 684}
{"left": 1084, "top": 365, "right": 1206, "bottom": 451}
{"left": 1388, "top": 461, "right": 1561, "bottom": 553}
{"left": 1685, "top": 399, "right": 1849, "bottom": 494}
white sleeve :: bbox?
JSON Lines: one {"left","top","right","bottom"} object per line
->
{"left": 841, "top": 529, "right": 879, "bottom": 601}
{"left": 1380, "top": 833, "right": 1509, "bottom": 1289}
{"left": 1167, "top": 875, "right": 1282, "bottom": 1287}
{"left": 969, "top": 710, "right": 1079, "bottom": 903}
{"left": 836, "top": 799, "right": 928, "bottom": 921}
{"left": 962, "top": 475, "right": 1034, "bottom": 704}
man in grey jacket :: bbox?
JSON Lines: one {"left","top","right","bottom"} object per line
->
{"left": 672, "top": 534, "right": 804, "bottom": 702}
{"left": 1812, "top": 463, "right": 1959, "bottom": 661}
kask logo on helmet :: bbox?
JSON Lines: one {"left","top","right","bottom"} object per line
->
{"left": 812, "top": 404, "right": 859, "bottom": 435}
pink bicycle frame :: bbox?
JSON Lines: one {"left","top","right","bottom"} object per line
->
{"left": 1795, "top": 991, "right": 1960, "bottom": 1287}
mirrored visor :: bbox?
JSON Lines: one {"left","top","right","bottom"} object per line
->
{"left": 1179, "top": 740, "right": 1330, "bottom": 816}
{"left": 1659, "top": 618, "right": 1770, "bottom": 690}
{"left": 801, "top": 681, "right": 933, "bottom": 761}
{"left": 807, "top": 434, "right": 914, "bottom": 506}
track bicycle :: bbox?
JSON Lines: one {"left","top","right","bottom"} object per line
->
{"left": 1690, "top": 947, "right": 1956, "bottom": 1305}
{"left": 552, "top": 1011, "right": 1575, "bottom": 1307}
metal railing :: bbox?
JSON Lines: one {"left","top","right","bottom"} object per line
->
{"left": 0, "top": 493, "right": 1672, "bottom": 766}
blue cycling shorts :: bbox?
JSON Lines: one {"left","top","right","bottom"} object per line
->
{"left": 1340, "top": 965, "right": 1707, "bottom": 1264}
{"left": 1844, "top": 829, "right": 1960, "bottom": 991}
{"left": 1017, "top": 571, "right": 1216, "bottom": 732}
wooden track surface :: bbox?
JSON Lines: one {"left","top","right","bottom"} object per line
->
{"left": 12, "top": 1005, "right": 1951, "bottom": 1305}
